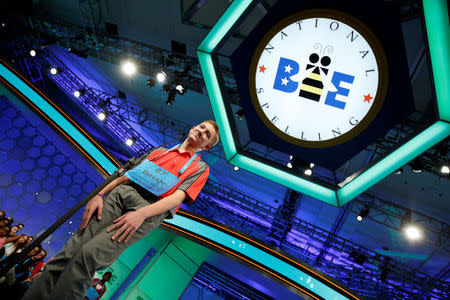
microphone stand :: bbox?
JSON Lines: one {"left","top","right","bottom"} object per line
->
{"left": 0, "top": 134, "right": 185, "bottom": 276}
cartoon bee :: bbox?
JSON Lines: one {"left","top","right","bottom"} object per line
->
{"left": 293, "top": 44, "right": 337, "bottom": 102}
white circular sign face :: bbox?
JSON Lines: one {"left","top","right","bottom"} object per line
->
{"left": 250, "top": 10, "right": 388, "bottom": 148}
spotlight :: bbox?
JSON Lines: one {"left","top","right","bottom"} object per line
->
{"left": 175, "top": 84, "right": 186, "bottom": 95}
{"left": 146, "top": 77, "right": 156, "bottom": 88}
{"left": 356, "top": 207, "right": 369, "bottom": 222}
{"left": 235, "top": 109, "right": 245, "bottom": 120}
{"left": 73, "top": 89, "right": 85, "bottom": 98}
{"left": 50, "top": 67, "right": 59, "bottom": 75}
{"left": 287, "top": 161, "right": 293, "bottom": 169}
{"left": 156, "top": 71, "right": 167, "bottom": 83}
{"left": 401, "top": 212, "right": 422, "bottom": 241}
{"left": 234, "top": 166, "right": 239, "bottom": 171}
{"left": 393, "top": 168, "right": 403, "bottom": 175}
{"left": 29, "top": 50, "right": 37, "bottom": 57}
{"left": 403, "top": 224, "right": 422, "bottom": 240}
{"left": 121, "top": 60, "right": 136, "bottom": 76}
{"left": 304, "top": 169, "right": 312, "bottom": 176}
{"left": 166, "top": 89, "right": 176, "bottom": 106}
{"left": 410, "top": 160, "right": 423, "bottom": 173}
{"left": 97, "top": 112, "right": 107, "bottom": 121}
{"left": 162, "top": 83, "right": 171, "bottom": 93}
{"left": 125, "top": 138, "right": 136, "bottom": 146}
{"left": 441, "top": 164, "right": 449, "bottom": 174}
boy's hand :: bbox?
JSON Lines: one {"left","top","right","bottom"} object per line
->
{"left": 80, "top": 195, "right": 103, "bottom": 230}
{"left": 107, "top": 210, "right": 146, "bottom": 243}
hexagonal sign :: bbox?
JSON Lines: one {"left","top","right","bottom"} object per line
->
{"left": 197, "top": 0, "right": 449, "bottom": 206}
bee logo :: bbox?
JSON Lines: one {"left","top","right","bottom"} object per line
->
{"left": 298, "top": 44, "right": 335, "bottom": 102}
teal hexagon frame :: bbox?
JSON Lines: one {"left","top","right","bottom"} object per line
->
{"left": 197, "top": 0, "right": 450, "bottom": 207}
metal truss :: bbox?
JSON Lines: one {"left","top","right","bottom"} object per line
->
{"left": 194, "top": 263, "right": 273, "bottom": 300}
{"left": 190, "top": 184, "right": 449, "bottom": 299}
{"left": 23, "top": 15, "right": 240, "bottom": 103}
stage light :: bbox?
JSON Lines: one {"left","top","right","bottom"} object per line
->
{"left": 97, "top": 112, "right": 107, "bottom": 121}
{"left": 410, "top": 160, "right": 423, "bottom": 173}
{"left": 401, "top": 211, "right": 422, "bottom": 241}
{"left": 156, "top": 71, "right": 167, "bottom": 82}
{"left": 403, "top": 224, "right": 422, "bottom": 240}
{"left": 287, "top": 161, "right": 293, "bottom": 169}
{"left": 162, "top": 83, "right": 171, "bottom": 93}
{"left": 235, "top": 109, "right": 245, "bottom": 120}
{"left": 356, "top": 207, "right": 369, "bottom": 222}
{"left": 304, "top": 169, "right": 312, "bottom": 176}
{"left": 166, "top": 89, "right": 176, "bottom": 106}
{"left": 393, "top": 168, "right": 403, "bottom": 174}
{"left": 50, "top": 67, "right": 59, "bottom": 75}
{"left": 146, "top": 77, "right": 156, "bottom": 88}
{"left": 441, "top": 164, "right": 449, "bottom": 174}
{"left": 125, "top": 138, "right": 136, "bottom": 146}
{"left": 234, "top": 166, "right": 239, "bottom": 171}
{"left": 73, "top": 89, "right": 85, "bottom": 98}
{"left": 121, "top": 60, "right": 136, "bottom": 76}
{"left": 30, "top": 50, "right": 37, "bottom": 57}
{"left": 175, "top": 84, "right": 184, "bottom": 94}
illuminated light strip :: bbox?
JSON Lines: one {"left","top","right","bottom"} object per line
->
{"left": 177, "top": 211, "right": 360, "bottom": 300}
{"left": 0, "top": 61, "right": 118, "bottom": 175}
{"left": 338, "top": 121, "right": 450, "bottom": 203}
{"left": 0, "top": 58, "right": 120, "bottom": 169}
{"left": 161, "top": 223, "right": 325, "bottom": 299}
{"left": 197, "top": 51, "right": 237, "bottom": 160}
{"left": 164, "top": 215, "right": 356, "bottom": 300}
{"left": 423, "top": 0, "right": 450, "bottom": 121}
{"left": 198, "top": 0, "right": 253, "bottom": 53}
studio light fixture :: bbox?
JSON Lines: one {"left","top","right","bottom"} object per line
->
{"left": 441, "top": 164, "right": 449, "bottom": 174}
{"left": 175, "top": 84, "right": 186, "bottom": 95}
{"left": 356, "top": 207, "right": 370, "bottom": 222}
{"left": 125, "top": 137, "right": 136, "bottom": 146}
{"left": 97, "top": 112, "right": 107, "bottom": 121}
{"left": 166, "top": 89, "right": 176, "bottom": 106}
{"left": 121, "top": 60, "right": 137, "bottom": 76}
{"left": 410, "top": 160, "right": 423, "bottom": 173}
{"left": 146, "top": 77, "right": 156, "bottom": 88}
{"left": 401, "top": 211, "right": 422, "bottom": 241}
{"left": 156, "top": 71, "right": 167, "bottom": 83}
{"left": 234, "top": 166, "right": 239, "bottom": 171}
{"left": 73, "top": 89, "right": 85, "bottom": 98}
{"left": 29, "top": 49, "right": 37, "bottom": 57}
{"left": 235, "top": 109, "right": 245, "bottom": 120}
{"left": 49, "top": 67, "right": 59, "bottom": 75}
{"left": 162, "top": 83, "right": 171, "bottom": 93}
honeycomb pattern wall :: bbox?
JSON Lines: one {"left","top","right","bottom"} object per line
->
{"left": 0, "top": 98, "right": 99, "bottom": 258}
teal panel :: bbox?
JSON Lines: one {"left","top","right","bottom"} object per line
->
{"left": 423, "top": 0, "right": 450, "bottom": 121}
{"left": 338, "top": 121, "right": 450, "bottom": 204}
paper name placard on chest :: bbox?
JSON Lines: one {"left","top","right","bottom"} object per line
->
{"left": 125, "top": 145, "right": 198, "bottom": 196}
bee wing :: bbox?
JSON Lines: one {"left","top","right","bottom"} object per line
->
{"left": 290, "top": 67, "right": 314, "bottom": 83}
{"left": 321, "top": 71, "right": 337, "bottom": 92}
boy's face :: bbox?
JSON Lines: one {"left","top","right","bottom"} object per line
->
{"left": 188, "top": 122, "right": 217, "bottom": 150}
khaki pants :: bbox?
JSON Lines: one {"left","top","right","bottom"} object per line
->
{"left": 22, "top": 184, "right": 167, "bottom": 300}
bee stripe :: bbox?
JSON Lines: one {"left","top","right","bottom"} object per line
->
{"left": 309, "top": 72, "right": 321, "bottom": 81}
{"left": 301, "top": 84, "right": 322, "bottom": 95}
{"left": 300, "top": 89, "right": 321, "bottom": 101}
{"left": 303, "top": 77, "right": 323, "bottom": 88}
